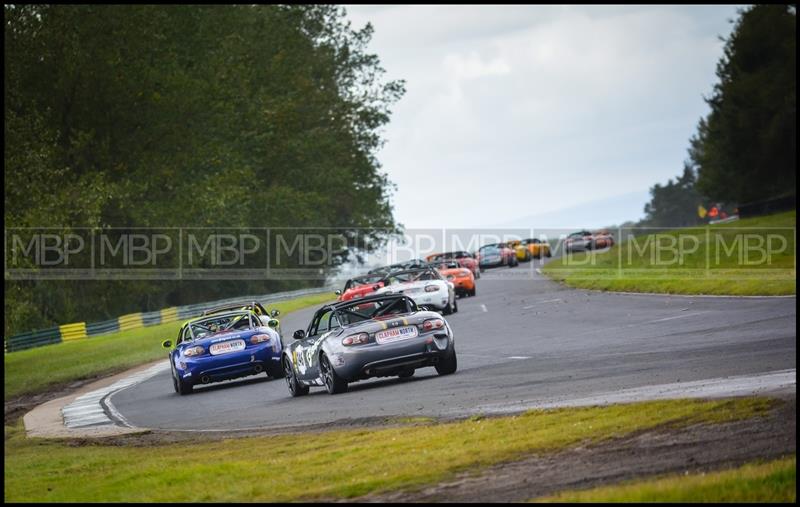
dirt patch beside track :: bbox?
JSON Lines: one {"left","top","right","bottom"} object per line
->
{"left": 353, "top": 394, "right": 796, "bottom": 503}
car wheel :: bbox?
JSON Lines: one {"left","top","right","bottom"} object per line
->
{"left": 176, "top": 373, "right": 193, "bottom": 395}
{"left": 170, "top": 360, "right": 179, "bottom": 393}
{"left": 284, "top": 356, "right": 309, "bottom": 397}
{"left": 398, "top": 369, "right": 415, "bottom": 379}
{"left": 443, "top": 299, "right": 453, "bottom": 315}
{"left": 267, "top": 360, "right": 283, "bottom": 379}
{"left": 320, "top": 354, "right": 348, "bottom": 395}
{"left": 469, "top": 287, "right": 476, "bottom": 297}
{"left": 435, "top": 343, "right": 457, "bottom": 375}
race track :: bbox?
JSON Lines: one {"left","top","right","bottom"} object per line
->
{"left": 111, "top": 260, "right": 797, "bottom": 431}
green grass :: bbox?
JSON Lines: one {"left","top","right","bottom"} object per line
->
{"left": 543, "top": 211, "right": 796, "bottom": 295}
{"left": 537, "top": 455, "right": 796, "bottom": 502}
{"left": 3, "top": 397, "right": 775, "bottom": 502}
{"left": 4, "top": 291, "right": 336, "bottom": 399}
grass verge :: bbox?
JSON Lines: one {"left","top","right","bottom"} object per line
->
{"left": 4, "top": 291, "right": 336, "bottom": 399}
{"left": 3, "top": 397, "right": 775, "bottom": 502}
{"left": 542, "top": 211, "right": 795, "bottom": 295}
{"left": 536, "top": 455, "right": 796, "bottom": 502}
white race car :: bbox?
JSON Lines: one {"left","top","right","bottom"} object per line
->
{"left": 374, "top": 267, "right": 458, "bottom": 315}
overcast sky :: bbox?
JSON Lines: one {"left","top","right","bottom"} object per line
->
{"left": 344, "top": 5, "right": 743, "bottom": 230}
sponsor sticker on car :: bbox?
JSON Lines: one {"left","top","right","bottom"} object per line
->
{"left": 375, "top": 325, "right": 418, "bottom": 344}
{"left": 209, "top": 339, "right": 246, "bottom": 355}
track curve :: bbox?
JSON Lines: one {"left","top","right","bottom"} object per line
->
{"left": 110, "top": 260, "right": 797, "bottom": 431}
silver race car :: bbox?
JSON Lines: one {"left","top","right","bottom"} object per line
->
{"left": 282, "top": 294, "right": 457, "bottom": 396}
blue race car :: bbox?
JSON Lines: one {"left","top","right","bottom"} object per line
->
{"left": 162, "top": 303, "right": 283, "bottom": 394}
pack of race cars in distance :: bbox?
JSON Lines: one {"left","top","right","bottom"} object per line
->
{"left": 564, "top": 229, "right": 615, "bottom": 252}
{"left": 164, "top": 232, "right": 609, "bottom": 397}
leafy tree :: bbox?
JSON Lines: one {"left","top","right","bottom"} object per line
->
{"left": 4, "top": 5, "right": 404, "bottom": 336}
{"left": 693, "top": 5, "right": 796, "bottom": 204}
{"left": 642, "top": 163, "right": 704, "bottom": 228}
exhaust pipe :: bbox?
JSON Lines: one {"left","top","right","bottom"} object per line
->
{"left": 201, "top": 375, "right": 211, "bottom": 384}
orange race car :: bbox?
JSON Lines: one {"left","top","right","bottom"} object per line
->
{"left": 426, "top": 251, "right": 480, "bottom": 278}
{"left": 430, "top": 260, "right": 476, "bottom": 297}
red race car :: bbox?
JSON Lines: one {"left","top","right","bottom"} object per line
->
{"left": 592, "top": 229, "right": 615, "bottom": 249}
{"left": 336, "top": 273, "right": 385, "bottom": 302}
{"left": 426, "top": 251, "right": 480, "bottom": 279}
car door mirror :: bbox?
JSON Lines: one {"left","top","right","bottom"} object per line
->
{"left": 293, "top": 329, "right": 306, "bottom": 340}
{"left": 335, "top": 289, "right": 342, "bottom": 296}
{"left": 161, "top": 340, "right": 172, "bottom": 349}
{"left": 270, "top": 309, "right": 280, "bottom": 317}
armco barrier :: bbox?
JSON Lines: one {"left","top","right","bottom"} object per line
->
{"left": 86, "top": 319, "right": 120, "bottom": 337}
{"left": 6, "top": 327, "right": 62, "bottom": 352}
{"left": 4, "top": 286, "right": 332, "bottom": 353}
{"left": 118, "top": 313, "right": 144, "bottom": 332}
{"left": 59, "top": 322, "right": 87, "bottom": 342}
{"left": 160, "top": 307, "right": 179, "bottom": 324}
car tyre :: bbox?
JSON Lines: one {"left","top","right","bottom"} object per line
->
{"left": 398, "top": 369, "right": 415, "bottom": 379}
{"left": 320, "top": 354, "right": 348, "bottom": 395}
{"left": 267, "top": 360, "right": 284, "bottom": 379}
{"left": 443, "top": 299, "right": 453, "bottom": 315}
{"left": 284, "top": 356, "right": 309, "bottom": 397}
{"left": 175, "top": 373, "right": 193, "bottom": 395}
{"left": 469, "top": 287, "right": 476, "bottom": 297}
{"left": 435, "top": 343, "right": 457, "bottom": 376}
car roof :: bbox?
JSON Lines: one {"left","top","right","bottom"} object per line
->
{"left": 319, "top": 292, "right": 410, "bottom": 313}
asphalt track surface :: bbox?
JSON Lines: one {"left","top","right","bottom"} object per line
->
{"left": 111, "top": 259, "right": 796, "bottom": 431}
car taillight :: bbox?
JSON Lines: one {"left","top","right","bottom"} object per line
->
{"left": 425, "top": 284, "right": 439, "bottom": 292}
{"left": 422, "top": 318, "right": 445, "bottom": 331}
{"left": 342, "top": 333, "right": 369, "bottom": 346}
{"left": 250, "top": 334, "right": 271, "bottom": 344}
{"left": 184, "top": 345, "right": 205, "bottom": 357}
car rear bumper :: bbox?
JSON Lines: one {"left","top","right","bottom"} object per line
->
{"left": 479, "top": 258, "right": 504, "bottom": 268}
{"left": 177, "top": 345, "right": 280, "bottom": 384}
{"left": 334, "top": 331, "right": 452, "bottom": 381}
{"left": 402, "top": 291, "right": 450, "bottom": 310}
{"left": 451, "top": 278, "right": 474, "bottom": 293}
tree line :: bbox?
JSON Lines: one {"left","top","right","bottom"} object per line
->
{"left": 4, "top": 5, "right": 404, "bottom": 336}
{"left": 639, "top": 5, "right": 795, "bottom": 228}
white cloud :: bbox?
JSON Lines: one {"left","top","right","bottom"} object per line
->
{"left": 345, "top": 5, "right": 743, "bottom": 229}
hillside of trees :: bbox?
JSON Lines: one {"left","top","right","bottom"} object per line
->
{"left": 640, "top": 5, "right": 795, "bottom": 229}
{"left": 4, "top": 5, "right": 404, "bottom": 336}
